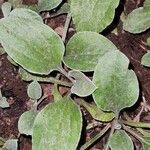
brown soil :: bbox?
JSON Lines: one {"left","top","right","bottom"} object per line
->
{"left": 0, "top": 0, "right": 150, "bottom": 150}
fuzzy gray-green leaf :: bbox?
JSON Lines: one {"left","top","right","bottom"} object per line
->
{"left": 64, "top": 31, "right": 118, "bottom": 71}
{"left": 141, "top": 53, "right": 150, "bottom": 67}
{"left": 18, "top": 110, "right": 37, "bottom": 135}
{"left": 9, "top": 8, "right": 43, "bottom": 22}
{"left": 27, "top": 81, "right": 42, "bottom": 100}
{"left": 109, "top": 130, "right": 134, "bottom": 150}
{"left": 69, "top": 70, "right": 97, "bottom": 97}
{"left": 0, "top": 97, "right": 10, "bottom": 108}
{"left": 93, "top": 51, "right": 139, "bottom": 113}
{"left": 0, "top": 9, "right": 65, "bottom": 74}
{"left": 3, "top": 139, "right": 18, "bottom": 150}
{"left": 142, "top": 137, "right": 150, "bottom": 150}
{"left": 32, "top": 98, "right": 82, "bottom": 150}
{"left": 123, "top": 7, "right": 150, "bottom": 33}
{"left": 38, "top": 0, "right": 63, "bottom": 12}
{"left": 70, "top": 0, "right": 120, "bottom": 32}
{"left": 1, "top": 2, "right": 12, "bottom": 18}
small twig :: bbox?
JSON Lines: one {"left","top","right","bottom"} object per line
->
{"left": 80, "top": 123, "right": 111, "bottom": 150}
{"left": 62, "top": 13, "right": 72, "bottom": 43}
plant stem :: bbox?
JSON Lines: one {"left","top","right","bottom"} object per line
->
{"left": 122, "top": 125, "right": 147, "bottom": 144}
{"left": 104, "top": 119, "right": 116, "bottom": 150}
{"left": 57, "top": 66, "right": 75, "bottom": 83}
{"left": 80, "top": 123, "right": 111, "bottom": 150}
{"left": 37, "top": 95, "right": 48, "bottom": 106}
{"left": 62, "top": 12, "right": 72, "bottom": 43}
{"left": 120, "top": 118, "right": 150, "bottom": 129}
{"left": 38, "top": 77, "right": 73, "bottom": 87}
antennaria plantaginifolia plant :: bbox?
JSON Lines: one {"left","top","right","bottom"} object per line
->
{"left": 0, "top": 0, "right": 150, "bottom": 149}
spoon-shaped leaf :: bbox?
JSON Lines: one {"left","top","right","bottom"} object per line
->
{"left": 27, "top": 81, "right": 42, "bottom": 100}
{"left": 93, "top": 51, "right": 139, "bottom": 113}
{"left": 64, "top": 31, "right": 118, "bottom": 71}
{"left": 18, "top": 110, "right": 37, "bottom": 135}
{"left": 70, "top": 0, "right": 120, "bottom": 32}
{"left": 9, "top": 8, "right": 43, "bottom": 22}
{"left": 141, "top": 53, "right": 150, "bottom": 67}
{"left": 123, "top": 7, "right": 150, "bottom": 33}
{"left": 3, "top": 139, "right": 18, "bottom": 150}
{"left": 0, "top": 97, "right": 10, "bottom": 108}
{"left": 68, "top": 70, "right": 97, "bottom": 97}
{"left": 109, "top": 130, "right": 134, "bottom": 150}
{"left": 38, "top": 0, "right": 63, "bottom": 12}
{"left": 0, "top": 9, "right": 65, "bottom": 74}
{"left": 32, "top": 98, "right": 82, "bottom": 150}
{"left": 1, "top": 2, "right": 12, "bottom": 18}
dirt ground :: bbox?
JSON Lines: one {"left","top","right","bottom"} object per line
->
{"left": 0, "top": 0, "right": 150, "bottom": 149}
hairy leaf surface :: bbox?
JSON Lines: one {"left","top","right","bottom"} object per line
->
{"left": 123, "top": 7, "right": 150, "bottom": 33}
{"left": 141, "top": 53, "right": 150, "bottom": 67}
{"left": 64, "top": 31, "right": 118, "bottom": 71}
{"left": 70, "top": 0, "right": 120, "bottom": 32}
{"left": 18, "top": 110, "right": 37, "bottom": 135}
{"left": 32, "top": 98, "right": 82, "bottom": 150}
{"left": 69, "top": 70, "right": 97, "bottom": 97}
{"left": 93, "top": 51, "right": 139, "bottom": 113}
{"left": 0, "top": 9, "right": 65, "bottom": 74}
{"left": 38, "top": 0, "right": 63, "bottom": 12}
{"left": 109, "top": 130, "right": 134, "bottom": 150}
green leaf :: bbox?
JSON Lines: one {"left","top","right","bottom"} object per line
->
{"left": 52, "top": 84, "right": 63, "bottom": 102}
{"left": 8, "top": 0, "right": 22, "bottom": 8}
{"left": 18, "top": 110, "right": 37, "bottom": 135}
{"left": 0, "top": 97, "right": 10, "bottom": 108}
{"left": 68, "top": 70, "right": 97, "bottom": 97}
{"left": 32, "top": 98, "right": 82, "bottom": 150}
{"left": 64, "top": 31, "right": 118, "bottom": 71}
{"left": 78, "top": 100, "right": 115, "bottom": 122}
{"left": 1, "top": 2, "right": 12, "bottom": 18}
{"left": 123, "top": 7, "right": 150, "bottom": 33}
{"left": 3, "top": 139, "right": 18, "bottom": 150}
{"left": 27, "top": 81, "right": 42, "bottom": 100}
{"left": 38, "top": 0, "right": 63, "bottom": 12}
{"left": 70, "top": 0, "right": 120, "bottom": 32}
{"left": 147, "top": 37, "right": 150, "bottom": 46}
{"left": 144, "top": 0, "right": 150, "bottom": 9}
{"left": 93, "top": 51, "right": 139, "bottom": 113}
{"left": 141, "top": 53, "right": 150, "bottom": 67}
{"left": 49, "top": 3, "right": 70, "bottom": 18}
{"left": 0, "top": 9, "right": 65, "bottom": 74}
{"left": 109, "top": 130, "right": 134, "bottom": 150}
{"left": 9, "top": 8, "right": 43, "bottom": 22}
{"left": 142, "top": 137, "right": 150, "bottom": 150}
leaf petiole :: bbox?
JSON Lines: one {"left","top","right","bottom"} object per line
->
{"left": 80, "top": 123, "right": 111, "bottom": 150}
{"left": 120, "top": 118, "right": 150, "bottom": 129}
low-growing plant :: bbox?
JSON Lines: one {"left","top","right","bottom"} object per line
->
{"left": 0, "top": 0, "right": 150, "bottom": 150}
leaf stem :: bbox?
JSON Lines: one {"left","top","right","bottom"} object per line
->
{"left": 57, "top": 66, "right": 75, "bottom": 83}
{"left": 122, "top": 125, "right": 147, "bottom": 144}
{"left": 80, "top": 123, "right": 111, "bottom": 150}
{"left": 62, "top": 12, "right": 72, "bottom": 43}
{"left": 104, "top": 119, "right": 116, "bottom": 150}
{"left": 120, "top": 118, "right": 150, "bottom": 129}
